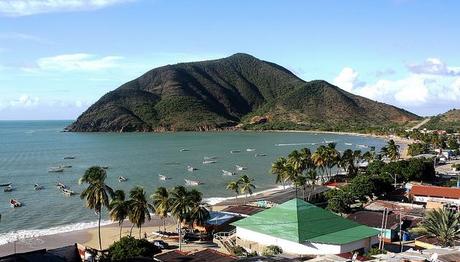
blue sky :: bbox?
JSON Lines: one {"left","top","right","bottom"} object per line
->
{"left": 0, "top": 0, "right": 459, "bottom": 120}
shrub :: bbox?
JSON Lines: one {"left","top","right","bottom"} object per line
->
{"left": 262, "top": 245, "right": 283, "bottom": 256}
{"left": 107, "top": 236, "right": 159, "bottom": 261}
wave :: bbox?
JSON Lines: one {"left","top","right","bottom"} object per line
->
{"left": 0, "top": 220, "right": 114, "bottom": 245}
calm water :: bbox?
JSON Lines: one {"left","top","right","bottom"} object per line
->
{"left": 0, "top": 121, "right": 385, "bottom": 243}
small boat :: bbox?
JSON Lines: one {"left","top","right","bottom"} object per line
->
{"left": 235, "top": 165, "right": 247, "bottom": 171}
{"left": 118, "top": 176, "right": 127, "bottom": 182}
{"left": 0, "top": 183, "right": 11, "bottom": 187}
{"left": 34, "top": 184, "right": 44, "bottom": 191}
{"left": 202, "top": 160, "right": 216, "bottom": 164}
{"left": 255, "top": 153, "right": 267, "bottom": 157}
{"left": 187, "top": 165, "right": 197, "bottom": 172}
{"left": 185, "top": 179, "right": 201, "bottom": 186}
{"left": 59, "top": 165, "right": 72, "bottom": 168}
{"left": 4, "top": 185, "right": 13, "bottom": 192}
{"left": 179, "top": 148, "right": 190, "bottom": 152}
{"left": 62, "top": 188, "right": 75, "bottom": 196}
{"left": 358, "top": 144, "right": 369, "bottom": 148}
{"left": 203, "top": 156, "right": 217, "bottom": 160}
{"left": 246, "top": 148, "right": 256, "bottom": 152}
{"left": 10, "top": 199, "right": 22, "bottom": 208}
{"left": 344, "top": 143, "right": 353, "bottom": 146}
{"left": 230, "top": 150, "right": 241, "bottom": 154}
{"left": 48, "top": 167, "right": 64, "bottom": 173}
{"left": 64, "top": 156, "right": 75, "bottom": 160}
{"left": 159, "top": 175, "right": 171, "bottom": 181}
{"left": 222, "top": 170, "right": 235, "bottom": 176}
{"left": 324, "top": 140, "right": 335, "bottom": 143}
{"left": 56, "top": 182, "right": 67, "bottom": 189}
{"left": 102, "top": 166, "right": 109, "bottom": 170}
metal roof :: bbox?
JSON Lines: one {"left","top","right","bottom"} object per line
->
{"left": 232, "top": 199, "right": 378, "bottom": 245}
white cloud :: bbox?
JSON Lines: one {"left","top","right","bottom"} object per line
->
{"left": 9, "top": 95, "right": 40, "bottom": 108}
{"left": 333, "top": 67, "right": 365, "bottom": 92}
{"left": 0, "top": 0, "right": 134, "bottom": 16}
{"left": 407, "top": 58, "right": 460, "bottom": 76}
{"left": 35, "top": 53, "right": 123, "bottom": 72}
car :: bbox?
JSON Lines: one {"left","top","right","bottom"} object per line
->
{"left": 153, "top": 240, "right": 169, "bottom": 249}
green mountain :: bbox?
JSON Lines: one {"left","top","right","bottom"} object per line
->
{"left": 423, "top": 109, "right": 460, "bottom": 132}
{"left": 67, "top": 53, "right": 420, "bottom": 132}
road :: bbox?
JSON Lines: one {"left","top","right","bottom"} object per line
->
{"left": 410, "top": 117, "right": 430, "bottom": 130}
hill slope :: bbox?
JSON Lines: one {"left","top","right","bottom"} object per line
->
{"left": 67, "top": 53, "right": 420, "bottom": 132}
{"left": 423, "top": 109, "right": 460, "bottom": 132}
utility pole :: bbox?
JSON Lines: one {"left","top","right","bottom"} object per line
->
{"left": 399, "top": 211, "right": 404, "bottom": 252}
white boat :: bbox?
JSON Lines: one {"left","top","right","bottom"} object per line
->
{"left": 235, "top": 165, "right": 247, "bottom": 171}
{"left": 63, "top": 156, "right": 75, "bottom": 160}
{"left": 344, "top": 143, "right": 353, "bottom": 146}
{"left": 10, "top": 199, "right": 22, "bottom": 208}
{"left": 0, "top": 183, "right": 11, "bottom": 187}
{"left": 222, "top": 170, "right": 235, "bottom": 176}
{"left": 358, "top": 144, "right": 369, "bottom": 148}
{"left": 48, "top": 167, "right": 64, "bottom": 173}
{"left": 59, "top": 165, "right": 72, "bottom": 168}
{"left": 62, "top": 188, "right": 75, "bottom": 196}
{"left": 159, "top": 175, "right": 170, "bottom": 181}
{"left": 202, "top": 160, "right": 216, "bottom": 164}
{"left": 246, "top": 148, "right": 256, "bottom": 152}
{"left": 34, "top": 184, "right": 44, "bottom": 191}
{"left": 4, "top": 185, "right": 13, "bottom": 192}
{"left": 118, "top": 176, "right": 127, "bottom": 182}
{"left": 187, "top": 165, "right": 197, "bottom": 172}
{"left": 230, "top": 150, "right": 241, "bottom": 154}
{"left": 203, "top": 156, "right": 217, "bottom": 160}
{"left": 185, "top": 179, "right": 201, "bottom": 186}
{"left": 179, "top": 148, "right": 190, "bottom": 152}
{"left": 255, "top": 153, "right": 267, "bottom": 157}
{"left": 56, "top": 182, "right": 67, "bottom": 189}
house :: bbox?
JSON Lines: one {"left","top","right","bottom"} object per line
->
{"left": 232, "top": 199, "right": 379, "bottom": 255}
{"left": 154, "top": 249, "right": 236, "bottom": 262}
{"left": 0, "top": 244, "right": 82, "bottom": 262}
{"left": 409, "top": 184, "right": 460, "bottom": 206}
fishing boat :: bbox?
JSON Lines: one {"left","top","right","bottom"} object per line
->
{"left": 184, "top": 179, "right": 201, "bottom": 186}
{"left": 202, "top": 160, "right": 216, "bottom": 164}
{"left": 118, "top": 176, "right": 127, "bottom": 182}
{"left": 48, "top": 167, "right": 64, "bottom": 173}
{"left": 235, "top": 165, "right": 247, "bottom": 171}
{"left": 4, "top": 185, "right": 13, "bottom": 192}
{"left": 34, "top": 184, "right": 44, "bottom": 190}
{"left": 254, "top": 153, "right": 267, "bottom": 157}
{"left": 59, "top": 165, "right": 72, "bottom": 168}
{"left": 62, "top": 188, "right": 75, "bottom": 196}
{"left": 203, "top": 156, "right": 217, "bottom": 160}
{"left": 222, "top": 170, "right": 235, "bottom": 176}
{"left": 187, "top": 165, "right": 197, "bottom": 172}
{"left": 56, "top": 182, "right": 67, "bottom": 189}
{"left": 179, "top": 148, "right": 190, "bottom": 152}
{"left": 246, "top": 148, "right": 256, "bottom": 152}
{"left": 344, "top": 143, "right": 353, "bottom": 146}
{"left": 159, "top": 174, "right": 171, "bottom": 181}
{"left": 230, "top": 150, "right": 241, "bottom": 154}
{"left": 0, "top": 183, "right": 11, "bottom": 187}
{"left": 358, "top": 144, "right": 369, "bottom": 148}
{"left": 63, "top": 156, "right": 75, "bottom": 160}
{"left": 10, "top": 199, "right": 22, "bottom": 208}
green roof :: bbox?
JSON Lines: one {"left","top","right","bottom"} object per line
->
{"left": 232, "top": 199, "right": 378, "bottom": 245}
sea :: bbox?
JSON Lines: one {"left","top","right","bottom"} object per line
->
{"left": 0, "top": 120, "right": 386, "bottom": 244}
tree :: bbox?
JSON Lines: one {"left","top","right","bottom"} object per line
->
{"left": 312, "top": 145, "right": 328, "bottom": 182}
{"left": 226, "top": 180, "right": 240, "bottom": 200}
{"left": 447, "top": 137, "right": 459, "bottom": 150}
{"left": 169, "top": 186, "right": 193, "bottom": 251}
{"left": 292, "top": 175, "right": 307, "bottom": 200}
{"left": 407, "top": 142, "right": 430, "bottom": 156}
{"left": 326, "top": 188, "right": 353, "bottom": 214}
{"left": 339, "top": 149, "right": 361, "bottom": 178}
{"left": 348, "top": 175, "right": 374, "bottom": 203}
{"left": 151, "top": 187, "right": 170, "bottom": 232}
{"left": 381, "top": 139, "right": 400, "bottom": 161}
{"left": 109, "top": 190, "right": 129, "bottom": 239}
{"left": 107, "top": 236, "right": 159, "bottom": 261}
{"left": 421, "top": 208, "right": 460, "bottom": 247}
{"left": 239, "top": 175, "right": 256, "bottom": 204}
{"left": 325, "top": 143, "right": 340, "bottom": 178}
{"left": 271, "top": 157, "right": 289, "bottom": 188}
{"left": 80, "top": 166, "right": 114, "bottom": 250}
{"left": 128, "top": 186, "right": 153, "bottom": 238}
{"left": 306, "top": 169, "right": 318, "bottom": 201}
{"left": 188, "top": 189, "right": 210, "bottom": 228}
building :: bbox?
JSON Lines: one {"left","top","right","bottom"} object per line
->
{"left": 232, "top": 199, "right": 379, "bottom": 255}
{"left": 409, "top": 184, "right": 460, "bottom": 207}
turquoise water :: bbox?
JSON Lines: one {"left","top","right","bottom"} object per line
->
{"left": 0, "top": 121, "right": 385, "bottom": 243}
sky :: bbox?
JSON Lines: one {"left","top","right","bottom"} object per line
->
{"left": 0, "top": 0, "right": 459, "bottom": 120}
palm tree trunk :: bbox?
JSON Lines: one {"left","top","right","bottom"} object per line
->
{"left": 178, "top": 219, "right": 182, "bottom": 251}
{"left": 119, "top": 224, "right": 123, "bottom": 240}
{"left": 129, "top": 223, "right": 135, "bottom": 236}
{"left": 139, "top": 225, "right": 142, "bottom": 239}
{"left": 98, "top": 211, "right": 102, "bottom": 250}
{"left": 163, "top": 219, "right": 166, "bottom": 232}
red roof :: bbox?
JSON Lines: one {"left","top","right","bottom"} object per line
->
{"left": 411, "top": 185, "right": 460, "bottom": 199}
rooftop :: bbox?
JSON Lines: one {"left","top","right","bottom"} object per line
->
{"left": 220, "top": 205, "right": 265, "bottom": 216}
{"left": 232, "top": 199, "right": 378, "bottom": 245}
{"left": 154, "top": 249, "right": 236, "bottom": 262}
{"left": 411, "top": 185, "right": 460, "bottom": 199}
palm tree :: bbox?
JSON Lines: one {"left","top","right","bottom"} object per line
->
{"left": 325, "top": 143, "right": 340, "bottom": 179}
{"left": 109, "top": 189, "right": 129, "bottom": 239}
{"left": 381, "top": 139, "right": 400, "bottom": 161}
{"left": 79, "top": 166, "right": 114, "bottom": 250}
{"left": 169, "top": 186, "right": 193, "bottom": 251}
{"left": 312, "top": 145, "right": 328, "bottom": 182}
{"left": 239, "top": 175, "right": 256, "bottom": 204}
{"left": 306, "top": 169, "right": 318, "bottom": 201}
{"left": 292, "top": 175, "right": 307, "bottom": 200}
{"left": 421, "top": 208, "right": 460, "bottom": 247}
{"left": 226, "top": 180, "right": 240, "bottom": 201}
{"left": 271, "top": 157, "right": 289, "bottom": 188}
{"left": 188, "top": 189, "right": 210, "bottom": 228}
{"left": 128, "top": 186, "right": 154, "bottom": 238}
{"left": 151, "top": 187, "right": 170, "bottom": 232}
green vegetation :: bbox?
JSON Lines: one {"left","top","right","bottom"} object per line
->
{"left": 68, "top": 53, "right": 419, "bottom": 132}
{"left": 421, "top": 208, "right": 460, "bottom": 247}
{"left": 106, "top": 236, "right": 159, "bottom": 261}
{"left": 262, "top": 245, "right": 283, "bottom": 256}
{"left": 422, "top": 109, "right": 460, "bottom": 132}
{"left": 407, "top": 142, "right": 430, "bottom": 156}
{"left": 226, "top": 175, "right": 256, "bottom": 203}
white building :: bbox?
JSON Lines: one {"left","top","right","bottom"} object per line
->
{"left": 232, "top": 199, "right": 379, "bottom": 255}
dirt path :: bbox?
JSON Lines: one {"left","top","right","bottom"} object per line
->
{"left": 410, "top": 118, "right": 431, "bottom": 130}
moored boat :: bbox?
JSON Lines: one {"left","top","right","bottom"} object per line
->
{"left": 184, "top": 179, "right": 201, "bottom": 186}
{"left": 34, "top": 184, "right": 44, "bottom": 190}
{"left": 4, "top": 185, "right": 13, "bottom": 192}
{"left": 246, "top": 148, "right": 256, "bottom": 152}
{"left": 179, "top": 148, "right": 190, "bottom": 152}
{"left": 59, "top": 165, "right": 72, "bottom": 168}
{"left": 62, "top": 188, "right": 75, "bottom": 196}
{"left": 0, "top": 183, "right": 11, "bottom": 187}
{"left": 102, "top": 166, "right": 109, "bottom": 170}
{"left": 159, "top": 174, "right": 170, "bottom": 181}
{"left": 187, "top": 165, "right": 197, "bottom": 172}
{"left": 202, "top": 160, "right": 216, "bottom": 164}
{"left": 56, "top": 182, "right": 67, "bottom": 189}
{"left": 222, "top": 170, "right": 235, "bottom": 176}
{"left": 118, "top": 176, "right": 127, "bottom": 182}
{"left": 64, "top": 156, "right": 75, "bottom": 160}
{"left": 254, "top": 153, "right": 267, "bottom": 157}
{"left": 48, "top": 167, "right": 64, "bottom": 173}
{"left": 344, "top": 143, "right": 353, "bottom": 146}
{"left": 230, "top": 150, "right": 241, "bottom": 154}
{"left": 235, "top": 165, "right": 247, "bottom": 171}
{"left": 203, "top": 156, "right": 217, "bottom": 160}
{"left": 10, "top": 199, "right": 22, "bottom": 208}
